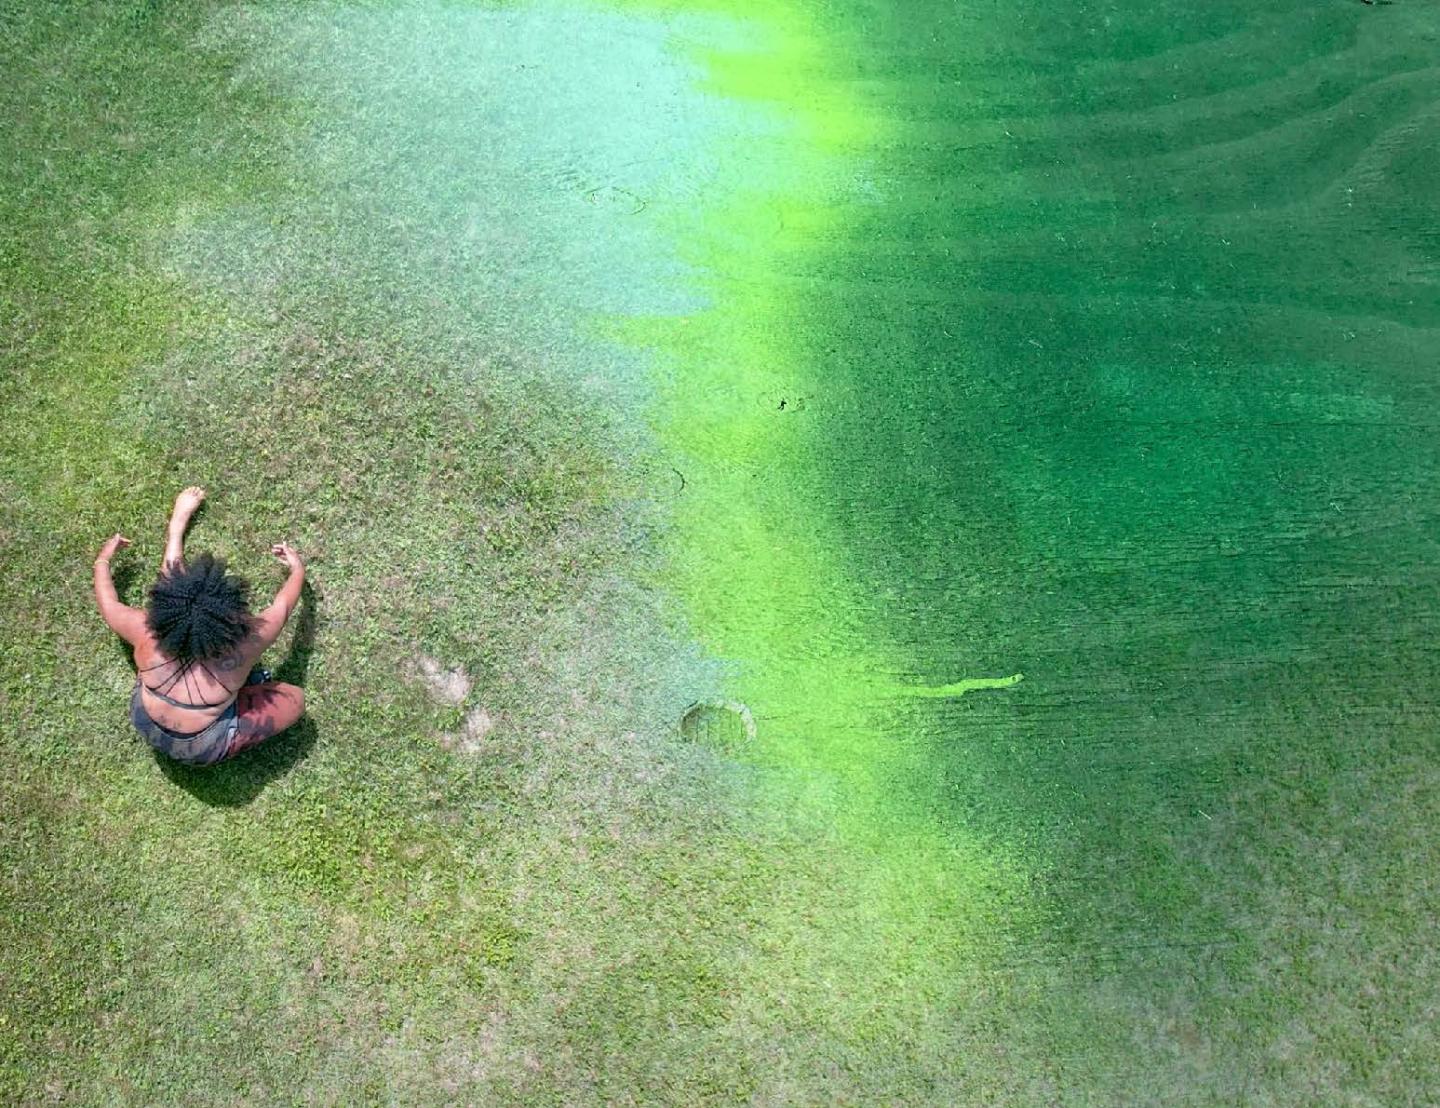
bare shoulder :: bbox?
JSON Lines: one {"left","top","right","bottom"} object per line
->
{"left": 106, "top": 602, "right": 152, "bottom": 647}
{"left": 130, "top": 628, "right": 162, "bottom": 669}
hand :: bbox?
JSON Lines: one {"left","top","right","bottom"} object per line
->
{"left": 98, "top": 533, "right": 132, "bottom": 561}
{"left": 271, "top": 541, "right": 303, "bottom": 570}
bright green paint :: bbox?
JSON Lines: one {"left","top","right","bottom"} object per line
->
{"left": 604, "top": 3, "right": 1024, "bottom": 791}
{"left": 595, "top": 0, "right": 1052, "bottom": 1048}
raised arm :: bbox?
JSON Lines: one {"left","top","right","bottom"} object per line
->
{"left": 246, "top": 542, "right": 306, "bottom": 658}
{"left": 93, "top": 533, "right": 147, "bottom": 644}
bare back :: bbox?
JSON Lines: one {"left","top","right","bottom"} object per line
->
{"left": 133, "top": 631, "right": 256, "bottom": 732}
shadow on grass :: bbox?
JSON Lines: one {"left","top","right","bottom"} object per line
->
{"left": 111, "top": 556, "right": 146, "bottom": 674}
{"left": 273, "top": 580, "right": 317, "bottom": 688}
{"left": 155, "top": 581, "right": 319, "bottom": 807}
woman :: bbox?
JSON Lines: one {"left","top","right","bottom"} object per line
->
{"left": 93, "top": 486, "right": 307, "bottom": 766}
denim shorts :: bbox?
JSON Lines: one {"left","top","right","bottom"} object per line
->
{"left": 129, "top": 666, "right": 271, "bottom": 767}
{"left": 130, "top": 682, "right": 240, "bottom": 766}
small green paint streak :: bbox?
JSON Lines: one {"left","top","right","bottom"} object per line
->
{"left": 904, "top": 673, "right": 1025, "bottom": 699}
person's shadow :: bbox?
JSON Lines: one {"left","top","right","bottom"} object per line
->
{"left": 153, "top": 580, "right": 320, "bottom": 806}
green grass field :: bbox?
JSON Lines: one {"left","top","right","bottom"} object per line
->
{"left": 3, "top": 1, "right": 1440, "bottom": 1103}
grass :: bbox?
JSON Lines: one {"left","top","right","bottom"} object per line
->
{"left": 4, "top": 0, "right": 1440, "bottom": 1104}
{"left": 0, "top": 2, "right": 738, "bottom": 1100}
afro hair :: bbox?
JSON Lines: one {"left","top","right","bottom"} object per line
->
{"left": 146, "top": 553, "right": 255, "bottom": 662}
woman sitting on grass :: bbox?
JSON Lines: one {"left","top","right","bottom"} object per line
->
{"left": 93, "top": 486, "right": 307, "bottom": 766}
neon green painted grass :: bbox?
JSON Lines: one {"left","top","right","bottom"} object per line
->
{"left": 603, "top": 2, "right": 1023, "bottom": 811}
{"left": 595, "top": 8, "right": 1040, "bottom": 1015}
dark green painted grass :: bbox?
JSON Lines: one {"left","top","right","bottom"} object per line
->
{"left": 792, "top": 0, "right": 1440, "bottom": 1095}
{"left": 3, "top": 0, "right": 1440, "bottom": 1103}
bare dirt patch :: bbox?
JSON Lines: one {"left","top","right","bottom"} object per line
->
{"left": 411, "top": 655, "right": 472, "bottom": 706}
{"left": 441, "top": 706, "right": 497, "bottom": 755}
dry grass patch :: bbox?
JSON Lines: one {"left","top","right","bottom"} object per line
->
{"left": 411, "top": 654, "right": 473, "bottom": 707}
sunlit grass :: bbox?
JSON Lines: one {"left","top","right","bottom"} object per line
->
{"left": 5, "top": 0, "right": 1440, "bottom": 1103}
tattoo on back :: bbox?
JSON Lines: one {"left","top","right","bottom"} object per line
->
{"left": 218, "top": 630, "right": 264, "bottom": 674}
